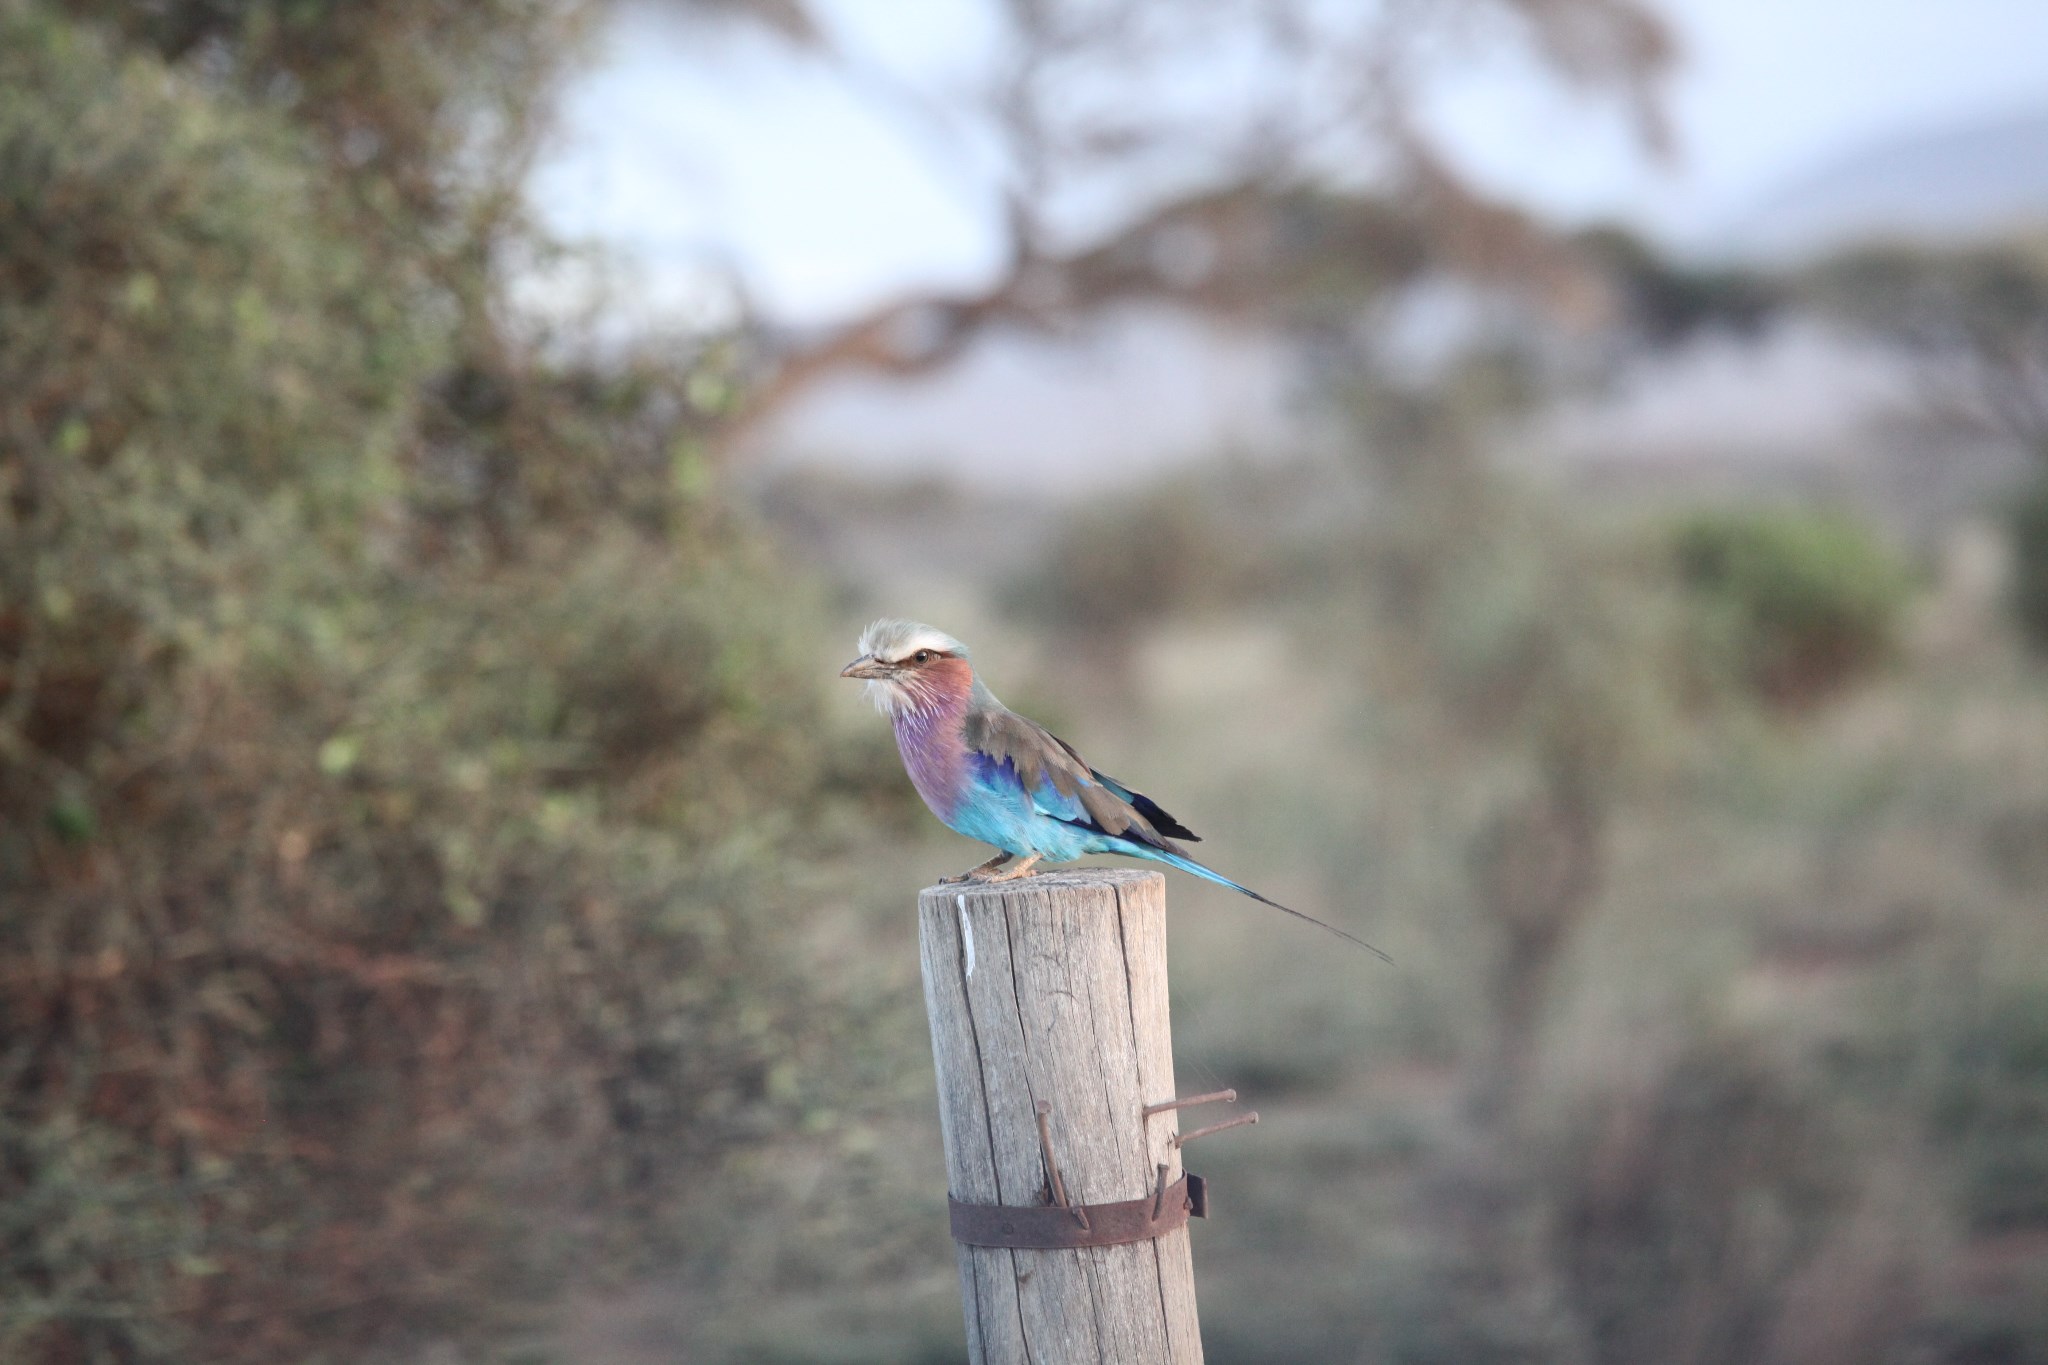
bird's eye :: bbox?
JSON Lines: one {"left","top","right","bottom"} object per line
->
{"left": 913, "top": 649, "right": 932, "bottom": 664}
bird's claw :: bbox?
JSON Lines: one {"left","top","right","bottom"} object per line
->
{"left": 970, "top": 854, "right": 1043, "bottom": 883}
{"left": 937, "top": 853, "right": 1043, "bottom": 885}
{"left": 942, "top": 853, "right": 1016, "bottom": 885}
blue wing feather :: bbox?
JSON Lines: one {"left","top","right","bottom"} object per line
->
{"left": 955, "top": 710, "right": 1384, "bottom": 958}
{"left": 961, "top": 704, "right": 1199, "bottom": 847}
{"left": 965, "top": 749, "right": 1184, "bottom": 854}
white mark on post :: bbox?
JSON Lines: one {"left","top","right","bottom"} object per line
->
{"left": 956, "top": 894, "right": 975, "bottom": 977}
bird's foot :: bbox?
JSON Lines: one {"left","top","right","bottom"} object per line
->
{"left": 971, "top": 853, "right": 1042, "bottom": 883}
{"left": 940, "top": 852, "right": 1013, "bottom": 884}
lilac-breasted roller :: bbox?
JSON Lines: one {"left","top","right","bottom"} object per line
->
{"left": 840, "top": 619, "right": 1385, "bottom": 957}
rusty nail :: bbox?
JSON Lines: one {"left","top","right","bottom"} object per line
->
{"left": 1142, "top": 1087, "right": 1238, "bottom": 1118}
{"left": 1171, "top": 1111, "right": 1259, "bottom": 1148}
{"left": 1034, "top": 1099, "right": 1087, "bottom": 1228}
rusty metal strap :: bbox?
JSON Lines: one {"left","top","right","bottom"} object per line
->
{"left": 949, "top": 1173, "right": 1207, "bottom": 1250}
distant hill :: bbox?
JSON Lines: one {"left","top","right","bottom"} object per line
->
{"left": 1728, "top": 110, "right": 2048, "bottom": 261}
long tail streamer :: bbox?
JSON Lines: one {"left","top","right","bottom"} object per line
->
{"left": 1145, "top": 849, "right": 1392, "bottom": 963}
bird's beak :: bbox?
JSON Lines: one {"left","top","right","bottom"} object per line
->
{"left": 840, "top": 655, "right": 890, "bottom": 680}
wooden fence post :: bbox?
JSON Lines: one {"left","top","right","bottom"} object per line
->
{"left": 917, "top": 868, "right": 1215, "bottom": 1364}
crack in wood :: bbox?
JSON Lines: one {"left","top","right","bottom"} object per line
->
{"left": 921, "top": 871, "right": 1203, "bottom": 1364}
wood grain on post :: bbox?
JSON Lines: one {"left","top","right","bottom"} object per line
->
{"left": 917, "top": 868, "right": 1204, "bottom": 1364}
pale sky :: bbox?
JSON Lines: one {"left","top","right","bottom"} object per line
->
{"left": 531, "top": 0, "right": 2048, "bottom": 327}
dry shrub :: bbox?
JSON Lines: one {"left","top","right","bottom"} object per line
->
{"left": 1551, "top": 1043, "right": 1852, "bottom": 1364}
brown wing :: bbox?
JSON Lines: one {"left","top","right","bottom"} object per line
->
{"left": 963, "top": 705, "right": 1199, "bottom": 847}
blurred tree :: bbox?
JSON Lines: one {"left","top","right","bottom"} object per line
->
{"left": 1574, "top": 222, "right": 1784, "bottom": 345}
{"left": 1804, "top": 241, "right": 2048, "bottom": 460}
{"left": 1300, "top": 362, "right": 1707, "bottom": 1359}
{"left": 1803, "top": 239, "right": 2048, "bottom": 653}
{"left": 997, "top": 475, "right": 1280, "bottom": 706}
{"left": 0, "top": 5, "right": 894, "bottom": 1362}
{"left": 711, "top": 0, "right": 1674, "bottom": 445}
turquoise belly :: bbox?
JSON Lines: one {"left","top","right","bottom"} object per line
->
{"left": 942, "top": 776, "right": 1102, "bottom": 862}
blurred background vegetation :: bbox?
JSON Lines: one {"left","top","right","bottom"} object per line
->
{"left": 5, "top": 0, "right": 2048, "bottom": 1361}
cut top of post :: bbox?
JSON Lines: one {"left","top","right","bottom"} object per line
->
{"left": 922, "top": 866, "right": 1163, "bottom": 896}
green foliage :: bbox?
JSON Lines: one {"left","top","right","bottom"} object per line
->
{"left": 0, "top": 7, "right": 865, "bottom": 1363}
{"left": 62, "top": 0, "right": 585, "bottom": 230}
{"left": 0, "top": 8, "right": 433, "bottom": 764}
{"left": 0, "top": 1117, "right": 210, "bottom": 1364}
{"left": 1672, "top": 506, "right": 1914, "bottom": 708}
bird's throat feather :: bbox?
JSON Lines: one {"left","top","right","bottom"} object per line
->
{"left": 886, "top": 660, "right": 975, "bottom": 822}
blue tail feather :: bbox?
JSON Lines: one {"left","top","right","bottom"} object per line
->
{"left": 1122, "top": 845, "right": 1391, "bottom": 963}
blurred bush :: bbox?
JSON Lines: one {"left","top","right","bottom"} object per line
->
{"left": 1672, "top": 507, "right": 1913, "bottom": 709}
{"left": 2009, "top": 478, "right": 2048, "bottom": 656}
{"left": 997, "top": 480, "right": 1279, "bottom": 701}
{"left": 1936, "top": 990, "right": 2048, "bottom": 1237}
{"left": 0, "top": 7, "right": 871, "bottom": 1362}
{"left": 1551, "top": 1044, "right": 1853, "bottom": 1365}
{"left": 1574, "top": 223, "right": 1784, "bottom": 345}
